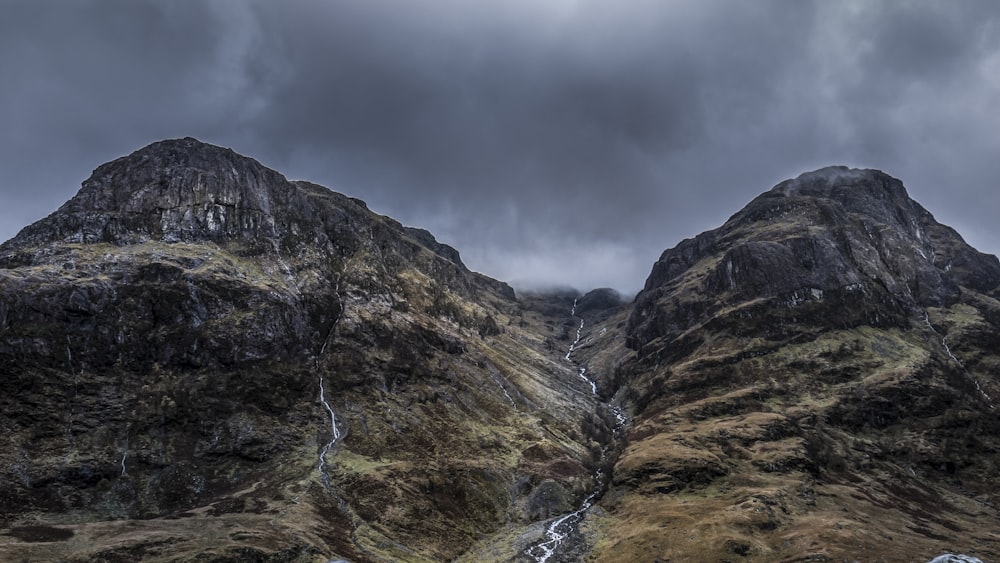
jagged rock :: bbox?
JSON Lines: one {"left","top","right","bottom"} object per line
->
{"left": 574, "top": 287, "right": 625, "bottom": 315}
{"left": 629, "top": 167, "right": 1000, "bottom": 351}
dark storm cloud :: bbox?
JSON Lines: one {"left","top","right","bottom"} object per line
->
{"left": 243, "top": 0, "right": 820, "bottom": 287}
{"left": 0, "top": 0, "right": 268, "bottom": 246}
{"left": 3, "top": 1, "right": 1000, "bottom": 292}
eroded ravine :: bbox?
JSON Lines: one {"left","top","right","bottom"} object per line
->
{"left": 524, "top": 299, "right": 623, "bottom": 562}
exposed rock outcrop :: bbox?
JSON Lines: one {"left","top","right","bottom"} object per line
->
{"left": 629, "top": 167, "right": 1000, "bottom": 353}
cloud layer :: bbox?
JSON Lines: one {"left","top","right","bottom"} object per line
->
{"left": 3, "top": 0, "right": 1000, "bottom": 292}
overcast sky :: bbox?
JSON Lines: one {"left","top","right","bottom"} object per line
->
{"left": 3, "top": 1, "right": 1000, "bottom": 293}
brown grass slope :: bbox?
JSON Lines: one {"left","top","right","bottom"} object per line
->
{"left": 592, "top": 168, "right": 1000, "bottom": 562}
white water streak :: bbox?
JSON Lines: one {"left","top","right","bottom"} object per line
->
{"left": 270, "top": 240, "right": 344, "bottom": 482}
{"left": 527, "top": 468, "right": 606, "bottom": 563}
{"left": 924, "top": 312, "right": 994, "bottom": 409}
{"left": 527, "top": 488, "right": 599, "bottom": 562}
{"left": 612, "top": 405, "right": 627, "bottom": 428}
{"left": 317, "top": 376, "right": 341, "bottom": 484}
{"left": 526, "top": 303, "right": 606, "bottom": 561}
{"left": 120, "top": 436, "right": 128, "bottom": 476}
{"left": 565, "top": 312, "right": 598, "bottom": 395}
{"left": 489, "top": 368, "right": 517, "bottom": 410}
{"left": 565, "top": 318, "right": 584, "bottom": 361}
{"left": 317, "top": 280, "right": 344, "bottom": 485}
{"left": 579, "top": 368, "right": 597, "bottom": 395}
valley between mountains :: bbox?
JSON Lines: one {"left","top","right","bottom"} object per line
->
{"left": 1, "top": 138, "right": 999, "bottom": 562}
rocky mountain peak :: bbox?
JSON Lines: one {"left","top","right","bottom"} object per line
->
{"left": 6, "top": 137, "right": 295, "bottom": 247}
{"left": 736, "top": 166, "right": 924, "bottom": 238}
{"left": 629, "top": 166, "right": 1000, "bottom": 350}
{"left": 771, "top": 165, "right": 905, "bottom": 199}
{"left": 766, "top": 165, "right": 926, "bottom": 231}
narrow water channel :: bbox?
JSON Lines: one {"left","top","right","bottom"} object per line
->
{"left": 523, "top": 299, "right": 623, "bottom": 562}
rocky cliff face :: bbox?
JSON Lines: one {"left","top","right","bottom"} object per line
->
{"left": 600, "top": 166, "right": 1000, "bottom": 562}
{"left": 629, "top": 167, "right": 1000, "bottom": 353}
{"left": 1, "top": 146, "right": 998, "bottom": 562}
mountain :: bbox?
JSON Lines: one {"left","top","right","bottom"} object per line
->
{"left": 0, "top": 142, "right": 997, "bottom": 562}
{"left": 0, "top": 138, "right": 622, "bottom": 562}
{"left": 601, "top": 167, "right": 1000, "bottom": 561}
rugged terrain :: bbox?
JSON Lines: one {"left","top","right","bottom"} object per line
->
{"left": 0, "top": 141, "right": 998, "bottom": 562}
{"left": 0, "top": 139, "right": 622, "bottom": 562}
{"left": 597, "top": 167, "right": 1000, "bottom": 562}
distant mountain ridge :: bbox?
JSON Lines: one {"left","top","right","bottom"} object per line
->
{"left": 1, "top": 140, "right": 997, "bottom": 562}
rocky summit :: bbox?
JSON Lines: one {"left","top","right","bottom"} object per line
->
{"left": 0, "top": 141, "right": 998, "bottom": 562}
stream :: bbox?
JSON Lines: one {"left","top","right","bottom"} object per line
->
{"left": 316, "top": 282, "right": 346, "bottom": 488}
{"left": 923, "top": 312, "right": 994, "bottom": 409}
{"left": 317, "top": 374, "right": 342, "bottom": 488}
{"left": 524, "top": 299, "right": 621, "bottom": 562}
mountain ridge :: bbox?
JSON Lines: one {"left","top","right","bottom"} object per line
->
{"left": 1, "top": 139, "right": 997, "bottom": 562}
{"left": 604, "top": 165, "right": 1000, "bottom": 561}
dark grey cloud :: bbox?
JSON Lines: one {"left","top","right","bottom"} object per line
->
{"left": 3, "top": 0, "right": 1000, "bottom": 292}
